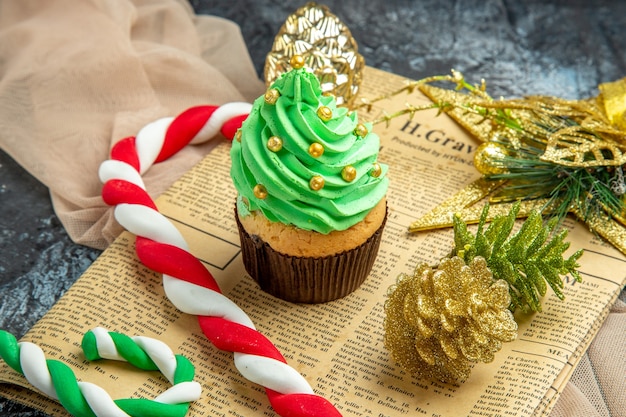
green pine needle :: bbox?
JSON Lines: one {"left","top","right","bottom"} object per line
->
{"left": 452, "top": 201, "right": 584, "bottom": 313}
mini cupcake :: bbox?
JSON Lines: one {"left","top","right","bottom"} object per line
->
{"left": 230, "top": 56, "right": 388, "bottom": 303}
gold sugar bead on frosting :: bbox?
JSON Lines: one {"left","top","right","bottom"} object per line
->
{"left": 309, "top": 175, "right": 325, "bottom": 191}
{"left": 267, "top": 136, "right": 283, "bottom": 152}
{"left": 341, "top": 165, "right": 357, "bottom": 182}
{"left": 235, "top": 130, "right": 242, "bottom": 142}
{"left": 264, "top": 88, "right": 280, "bottom": 104}
{"left": 253, "top": 184, "right": 268, "bottom": 199}
{"left": 370, "top": 162, "right": 382, "bottom": 178}
{"left": 354, "top": 123, "right": 368, "bottom": 138}
{"left": 290, "top": 55, "right": 305, "bottom": 69}
{"left": 308, "top": 142, "right": 324, "bottom": 158}
{"left": 317, "top": 106, "right": 332, "bottom": 122}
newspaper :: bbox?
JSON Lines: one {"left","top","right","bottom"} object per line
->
{"left": 1, "top": 67, "right": 624, "bottom": 417}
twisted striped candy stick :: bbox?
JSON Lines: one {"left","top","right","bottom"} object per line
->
{"left": 99, "top": 104, "right": 342, "bottom": 416}
{"left": 0, "top": 327, "right": 201, "bottom": 417}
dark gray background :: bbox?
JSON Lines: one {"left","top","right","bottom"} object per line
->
{"left": 2, "top": 0, "right": 625, "bottom": 415}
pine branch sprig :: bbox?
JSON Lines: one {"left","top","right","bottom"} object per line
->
{"left": 452, "top": 202, "right": 583, "bottom": 313}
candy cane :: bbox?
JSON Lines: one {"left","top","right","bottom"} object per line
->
{"left": 0, "top": 328, "right": 200, "bottom": 417}
{"left": 99, "top": 104, "right": 342, "bottom": 416}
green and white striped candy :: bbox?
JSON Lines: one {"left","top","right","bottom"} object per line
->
{"left": 0, "top": 327, "right": 201, "bottom": 417}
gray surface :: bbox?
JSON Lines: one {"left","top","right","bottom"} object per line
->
{"left": 1, "top": 0, "right": 626, "bottom": 415}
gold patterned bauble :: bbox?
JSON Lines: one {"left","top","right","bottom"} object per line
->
{"left": 264, "top": 2, "right": 365, "bottom": 106}
{"left": 474, "top": 142, "right": 509, "bottom": 175}
{"left": 384, "top": 256, "right": 518, "bottom": 384}
{"left": 253, "top": 184, "right": 268, "bottom": 199}
{"left": 267, "top": 136, "right": 283, "bottom": 152}
{"left": 309, "top": 175, "right": 325, "bottom": 190}
{"left": 341, "top": 165, "right": 357, "bottom": 182}
{"left": 264, "top": 88, "right": 280, "bottom": 104}
{"left": 308, "top": 142, "right": 324, "bottom": 158}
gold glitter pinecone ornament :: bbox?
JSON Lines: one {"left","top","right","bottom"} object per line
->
{"left": 384, "top": 256, "right": 518, "bottom": 384}
{"left": 264, "top": 2, "right": 364, "bottom": 106}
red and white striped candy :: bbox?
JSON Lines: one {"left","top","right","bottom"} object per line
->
{"left": 99, "top": 103, "right": 342, "bottom": 417}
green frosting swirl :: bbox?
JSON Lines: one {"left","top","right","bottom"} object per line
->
{"left": 230, "top": 68, "right": 388, "bottom": 234}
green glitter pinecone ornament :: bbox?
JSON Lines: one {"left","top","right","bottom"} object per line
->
{"left": 384, "top": 256, "right": 518, "bottom": 384}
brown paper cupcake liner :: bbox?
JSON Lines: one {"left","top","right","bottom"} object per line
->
{"left": 235, "top": 208, "right": 387, "bottom": 304}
